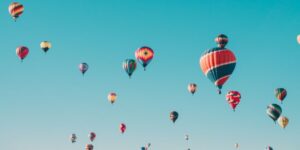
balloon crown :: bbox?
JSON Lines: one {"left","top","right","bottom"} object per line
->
{"left": 215, "top": 34, "right": 228, "bottom": 48}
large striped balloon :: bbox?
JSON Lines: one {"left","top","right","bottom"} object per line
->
{"left": 266, "top": 104, "right": 282, "bottom": 122}
{"left": 8, "top": 2, "right": 24, "bottom": 21}
{"left": 200, "top": 34, "right": 236, "bottom": 94}
{"left": 16, "top": 46, "right": 29, "bottom": 61}
{"left": 123, "top": 59, "right": 137, "bottom": 78}
{"left": 135, "top": 46, "right": 154, "bottom": 71}
{"left": 275, "top": 88, "right": 287, "bottom": 103}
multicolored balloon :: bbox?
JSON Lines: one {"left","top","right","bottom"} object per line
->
{"left": 266, "top": 104, "right": 282, "bottom": 122}
{"left": 16, "top": 46, "right": 29, "bottom": 61}
{"left": 226, "top": 91, "right": 241, "bottom": 111}
{"left": 85, "top": 144, "right": 94, "bottom": 150}
{"left": 266, "top": 146, "right": 273, "bottom": 150}
{"left": 120, "top": 123, "right": 126, "bottom": 134}
{"left": 297, "top": 35, "right": 300, "bottom": 44}
{"left": 135, "top": 46, "right": 154, "bottom": 70}
{"left": 40, "top": 41, "right": 52, "bottom": 53}
{"left": 199, "top": 34, "right": 236, "bottom": 94}
{"left": 8, "top": 2, "right": 24, "bottom": 21}
{"left": 108, "top": 92, "right": 117, "bottom": 104}
{"left": 275, "top": 88, "right": 287, "bottom": 104}
{"left": 123, "top": 59, "right": 137, "bottom": 78}
{"left": 170, "top": 111, "right": 179, "bottom": 123}
{"left": 79, "top": 63, "right": 89, "bottom": 75}
{"left": 188, "top": 83, "right": 197, "bottom": 95}
{"left": 88, "top": 132, "right": 96, "bottom": 142}
{"left": 277, "top": 116, "right": 289, "bottom": 129}
{"left": 70, "top": 134, "right": 77, "bottom": 143}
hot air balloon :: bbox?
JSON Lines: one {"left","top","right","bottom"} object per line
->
{"left": 70, "top": 134, "right": 77, "bottom": 143}
{"left": 79, "top": 63, "right": 89, "bottom": 75}
{"left": 170, "top": 111, "right": 179, "bottom": 123}
{"left": 40, "top": 41, "right": 52, "bottom": 53}
{"left": 278, "top": 116, "right": 289, "bottom": 129}
{"left": 266, "top": 146, "right": 273, "bottom": 150}
{"left": 185, "top": 134, "right": 189, "bottom": 141}
{"left": 16, "top": 46, "right": 29, "bottom": 61}
{"left": 123, "top": 59, "right": 137, "bottom": 78}
{"left": 8, "top": 2, "right": 24, "bottom": 21}
{"left": 120, "top": 123, "right": 126, "bottom": 134}
{"left": 235, "top": 143, "right": 239, "bottom": 149}
{"left": 188, "top": 83, "right": 197, "bottom": 95}
{"left": 135, "top": 46, "right": 154, "bottom": 71}
{"left": 88, "top": 132, "right": 96, "bottom": 142}
{"left": 85, "top": 144, "right": 94, "bottom": 150}
{"left": 266, "top": 104, "right": 282, "bottom": 122}
{"left": 275, "top": 88, "right": 287, "bottom": 104}
{"left": 141, "top": 147, "right": 146, "bottom": 150}
{"left": 297, "top": 35, "right": 300, "bottom": 44}
{"left": 199, "top": 34, "right": 236, "bottom": 94}
{"left": 147, "top": 143, "right": 151, "bottom": 148}
{"left": 108, "top": 92, "right": 117, "bottom": 104}
{"left": 226, "top": 91, "right": 241, "bottom": 111}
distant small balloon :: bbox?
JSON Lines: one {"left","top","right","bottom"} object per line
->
{"left": 85, "top": 144, "right": 94, "bottom": 150}
{"left": 188, "top": 83, "right": 197, "bottom": 95}
{"left": 266, "top": 146, "right": 273, "bottom": 150}
{"left": 170, "top": 111, "right": 179, "bottom": 123}
{"left": 120, "top": 123, "right": 126, "bottom": 134}
{"left": 8, "top": 2, "right": 24, "bottom": 21}
{"left": 266, "top": 104, "right": 282, "bottom": 122}
{"left": 108, "top": 92, "right": 117, "bottom": 104}
{"left": 88, "top": 132, "right": 96, "bottom": 142}
{"left": 70, "top": 134, "right": 77, "bottom": 143}
{"left": 275, "top": 88, "right": 287, "bottom": 103}
{"left": 40, "top": 41, "right": 52, "bottom": 53}
{"left": 79, "top": 63, "right": 89, "bottom": 75}
{"left": 297, "top": 35, "right": 300, "bottom": 44}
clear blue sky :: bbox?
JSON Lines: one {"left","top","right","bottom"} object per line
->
{"left": 1, "top": 0, "right": 300, "bottom": 150}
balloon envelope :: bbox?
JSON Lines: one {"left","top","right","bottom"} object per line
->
{"left": 70, "top": 134, "right": 77, "bottom": 143}
{"left": 120, "top": 123, "right": 126, "bottom": 134}
{"left": 40, "top": 41, "right": 52, "bottom": 53}
{"left": 170, "top": 111, "right": 179, "bottom": 123}
{"left": 188, "top": 83, "right": 197, "bottom": 94}
{"left": 108, "top": 92, "right": 117, "bottom": 104}
{"left": 275, "top": 88, "right": 287, "bottom": 103}
{"left": 226, "top": 91, "right": 241, "bottom": 111}
{"left": 79, "top": 63, "right": 89, "bottom": 75}
{"left": 88, "top": 132, "right": 96, "bottom": 142}
{"left": 278, "top": 116, "right": 289, "bottom": 129}
{"left": 16, "top": 46, "right": 29, "bottom": 60}
{"left": 8, "top": 2, "right": 24, "bottom": 21}
{"left": 123, "top": 59, "right": 137, "bottom": 78}
{"left": 266, "top": 104, "right": 282, "bottom": 122}
{"left": 199, "top": 34, "right": 236, "bottom": 94}
{"left": 135, "top": 46, "right": 154, "bottom": 70}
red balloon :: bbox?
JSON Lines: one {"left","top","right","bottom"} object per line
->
{"left": 226, "top": 91, "right": 241, "bottom": 111}
{"left": 120, "top": 123, "right": 126, "bottom": 134}
{"left": 16, "top": 46, "right": 29, "bottom": 61}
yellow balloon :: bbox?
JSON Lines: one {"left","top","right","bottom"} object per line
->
{"left": 278, "top": 116, "right": 289, "bottom": 129}
{"left": 40, "top": 41, "right": 52, "bottom": 52}
{"left": 108, "top": 92, "right": 117, "bottom": 104}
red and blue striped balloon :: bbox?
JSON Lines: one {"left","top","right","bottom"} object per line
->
{"left": 199, "top": 34, "right": 236, "bottom": 94}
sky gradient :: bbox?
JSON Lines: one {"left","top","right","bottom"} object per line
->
{"left": 1, "top": 0, "right": 300, "bottom": 150}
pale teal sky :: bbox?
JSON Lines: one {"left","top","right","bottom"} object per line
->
{"left": 0, "top": 0, "right": 300, "bottom": 150}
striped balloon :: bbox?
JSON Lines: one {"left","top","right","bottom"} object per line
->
{"left": 226, "top": 91, "right": 241, "bottom": 111}
{"left": 200, "top": 34, "right": 236, "bottom": 94}
{"left": 8, "top": 2, "right": 24, "bottom": 21}
{"left": 16, "top": 46, "right": 29, "bottom": 61}
{"left": 123, "top": 59, "right": 137, "bottom": 78}
{"left": 266, "top": 104, "right": 282, "bottom": 122}
{"left": 135, "top": 46, "right": 154, "bottom": 70}
{"left": 275, "top": 88, "right": 287, "bottom": 103}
